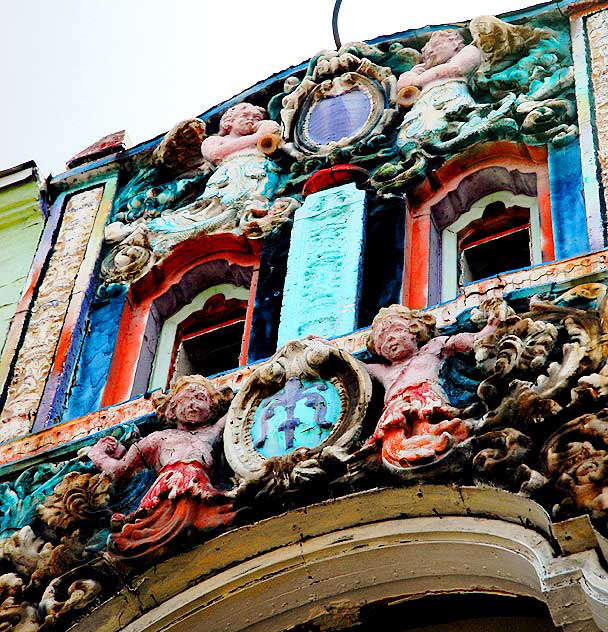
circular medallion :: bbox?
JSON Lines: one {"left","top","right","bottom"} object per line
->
{"left": 250, "top": 377, "right": 341, "bottom": 458}
{"left": 295, "top": 73, "right": 385, "bottom": 154}
{"left": 224, "top": 338, "right": 372, "bottom": 481}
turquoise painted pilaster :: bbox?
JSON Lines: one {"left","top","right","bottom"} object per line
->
{"left": 277, "top": 183, "right": 366, "bottom": 346}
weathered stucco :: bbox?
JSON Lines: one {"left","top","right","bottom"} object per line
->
{"left": 0, "top": 177, "right": 44, "bottom": 354}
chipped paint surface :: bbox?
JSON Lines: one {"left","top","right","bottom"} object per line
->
{"left": 0, "top": 187, "right": 104, "bottom": 441}
{"left": 0, "top": 249, "right": 606, "bottom": 467}
{"left": 587, "top": 8, "right": 608, "bottom": 238}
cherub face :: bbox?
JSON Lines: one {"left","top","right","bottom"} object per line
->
{"left": 422, "top": 31, "right": 464, "bottom": 68}
{"left": 169, "top": 383, "right": 213, "bottom": 428}
{"left": 374, "top": 317, "right": 419, "bottom": 363}
{"left": 227, "top": 104, "right": 265, "bottom": 137}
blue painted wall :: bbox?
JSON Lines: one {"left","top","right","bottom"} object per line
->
{"left": 549, "top": 139, "right": 590, "bottom": 260}
{"left": 63, "top": 286, "right": 127, "bottom": 420}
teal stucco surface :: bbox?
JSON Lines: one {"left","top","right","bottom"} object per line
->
{"left": 277, "top": 183, "right": 366, "bottom": 346}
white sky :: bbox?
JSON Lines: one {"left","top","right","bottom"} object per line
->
{"left": 2, "top": 0, "right": 546, "bottom": 177}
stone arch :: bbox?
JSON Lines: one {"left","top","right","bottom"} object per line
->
{"left": 75, "top": 486, "right": 608, "bottom": 632}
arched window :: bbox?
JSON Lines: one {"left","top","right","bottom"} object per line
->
{"left": 101, "top": 231, "right": 259, "bottom": 407}
{"left": 441, "top": 191, "right": 541, "bottom": 301}
{"left": 149, "top": 284, "right": 249, "bottom": 390}
{"left": 402, "top": 143, "right": 555, "bottom": 309}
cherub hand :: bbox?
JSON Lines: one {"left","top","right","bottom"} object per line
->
{"left": 89, "top": 436, "right": 126, "bottom": 461}
{"left": 396, "top": 64, "right": 426, "bottom": 90}
{"left": 256, "top": 120, "right": 281, "bottom": 136}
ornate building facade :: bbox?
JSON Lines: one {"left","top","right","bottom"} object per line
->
{"left": 3, "top": 1, "right": 608, "bottom": 630}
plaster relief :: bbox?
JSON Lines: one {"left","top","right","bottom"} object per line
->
{"left": 87, "top": 375, "right": 235, "bottom": 560}
{"left": 101, "top": 105, "right": 299, "bottom": 286}
{"left": 224, "top": 337, "right": 372, "bottom": 497}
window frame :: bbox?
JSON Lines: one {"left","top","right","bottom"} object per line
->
{"left": 440, "top": 191, "right": 542, "bottom": 302}
{"left": 148, "top": 283, "right": 249, "bottom": 391}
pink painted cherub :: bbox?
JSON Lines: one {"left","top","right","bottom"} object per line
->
{"left": 396, "top": 30, "right": 482, "bottom": 98}
{"left": 365, "top": 302, "right": 503, "bottom": 469}
{"left": 201, "top": 102, "right": 281, "bottom": 164}
{"left": 186, "top": 102, "right": 295, "bottom": 236}
{"left": 395, "top": 29, "right": 482, "bottom": 148}
{"left": 88, "top": 375, "right": 234, "bottom": 559}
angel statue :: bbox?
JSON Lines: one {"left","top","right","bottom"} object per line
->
{"left": 88, "top": 375, "right": 235, "bottom": 560}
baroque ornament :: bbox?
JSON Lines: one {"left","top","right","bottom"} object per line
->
{"left": 88, "top": 375, "right": 236, "bottom": 560}
{"left": 37, "top": 471, "right": 112, "bottom": 530}
{"left": 101, "top": 104, "right": 300, "bottom": 286}
{"left": 358, "top": 299, "right": 507, "bottom": 476}
{"left": 224, "top": 337, "right": 372, "bottom": 497}
{"left": 3, "top": 283, "right": 608, "bottom": 626}
{"left": 372, "top": 16, "right": 576, "bottom": 192}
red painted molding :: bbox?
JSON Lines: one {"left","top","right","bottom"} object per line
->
{"left": 403, "top": 142, "right": 553, "bottom": 308}
{"left": 102, "top": 233, "right": 261, "bottom": 407}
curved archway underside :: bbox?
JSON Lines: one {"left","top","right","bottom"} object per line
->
{"left": 72, "top": 486, "right": 608, "bottom": 632}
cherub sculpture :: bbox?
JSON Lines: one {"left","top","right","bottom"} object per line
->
{"left": 364, "top": 302, "right": 504, "bottom": 470}
{"left": 101, "top": 103, "right": 299, "bottom": 285}
{"left": 88, "top": 375, "right": 235, "bottom": 560}
{"left": 395, "top": 29, "right": 482, "bottom": 149}
{"left": 394, "top": 16, "right": 572, "bottom": 157}
{"left": 148, "top": 102, "right": 298, "bottom": 239}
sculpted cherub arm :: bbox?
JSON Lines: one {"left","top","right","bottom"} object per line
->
{"left": 88, "top": 435, "right": 153, "bottom": 480}
{"left": 396, "top": 64, "right": 426, "bottom": 91}
{"left": 201, "top": 120, "right": 281, "bottom": 163}
{"left": 398, "top": 44, "right": 482, "bottom": 90}
{"left": 443, "top": 300, "right": 510, "bottom": 355}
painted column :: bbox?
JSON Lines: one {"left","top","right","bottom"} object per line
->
{"left": 277, "top": 183, "right": 366, "bottom": 346}
{"left": 62, "top": 286, "right": 127, "bottom": 422}
{"left": 34, "top": 178, "right": 118, "bottom": 430}
{"left": 570, "top": 7, "right": 605, "bottom": 250}
{"left": 0, "top": 181, "right": 115, "bottom": 441}
{"left": 579, "top": 6, "right": 608, "bottom": 244}
{"left": 403, "top": 208, "right": 431, "bottom": 310}
{"left": 548, "top": 140, "right": 590, "bottom": 260}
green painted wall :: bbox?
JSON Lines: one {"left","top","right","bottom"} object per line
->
{"left": 0, "top": 178, "right": 44, "bottom": 354}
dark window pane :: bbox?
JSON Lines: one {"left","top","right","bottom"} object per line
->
{"left": 462, "top": 228, "right": 531, "bottom": 283}
{"left": 174, "top": 320, "right": 245, "bottom": 378}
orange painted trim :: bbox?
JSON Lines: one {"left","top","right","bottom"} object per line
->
{"left": 101, "top": 233, "right": 261, "bottom": 408}
{"left": 240, "top": 265, "right": 260, "bottom": 365}
{"left": 403, "top": 211, "right": 431, "bottom": 310}
{"left": 6, "top": 247, "right": 608, "bottom": 468}
{"left": 404, "top": 142, "right": 553, "bottom": 308}
{"left": 536, "top": 163, "right": 556, "bottom": 262}
{"left": 408, "top": 142, "right": 548, "bottom": 209}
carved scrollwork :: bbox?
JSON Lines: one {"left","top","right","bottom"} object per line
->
{"left": 37, "top": 472, "right": 112, "bottom": 530}
{"left": 224, "top": 338, "right": 372, "bottom": 494}
{"left": 0, "top": 573, "right": 39, "bottom": 632}
{"left": 281, "top": 47, "right": 400, "bottom": 161}
{"left": 39, "top": 576, "right": 102, "bottom": 627}
{"left": 100, "top": 224, "right": 155, "bottom": 285}
{"left": 542, "top": 411, "right": 608, "bottom": 522}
